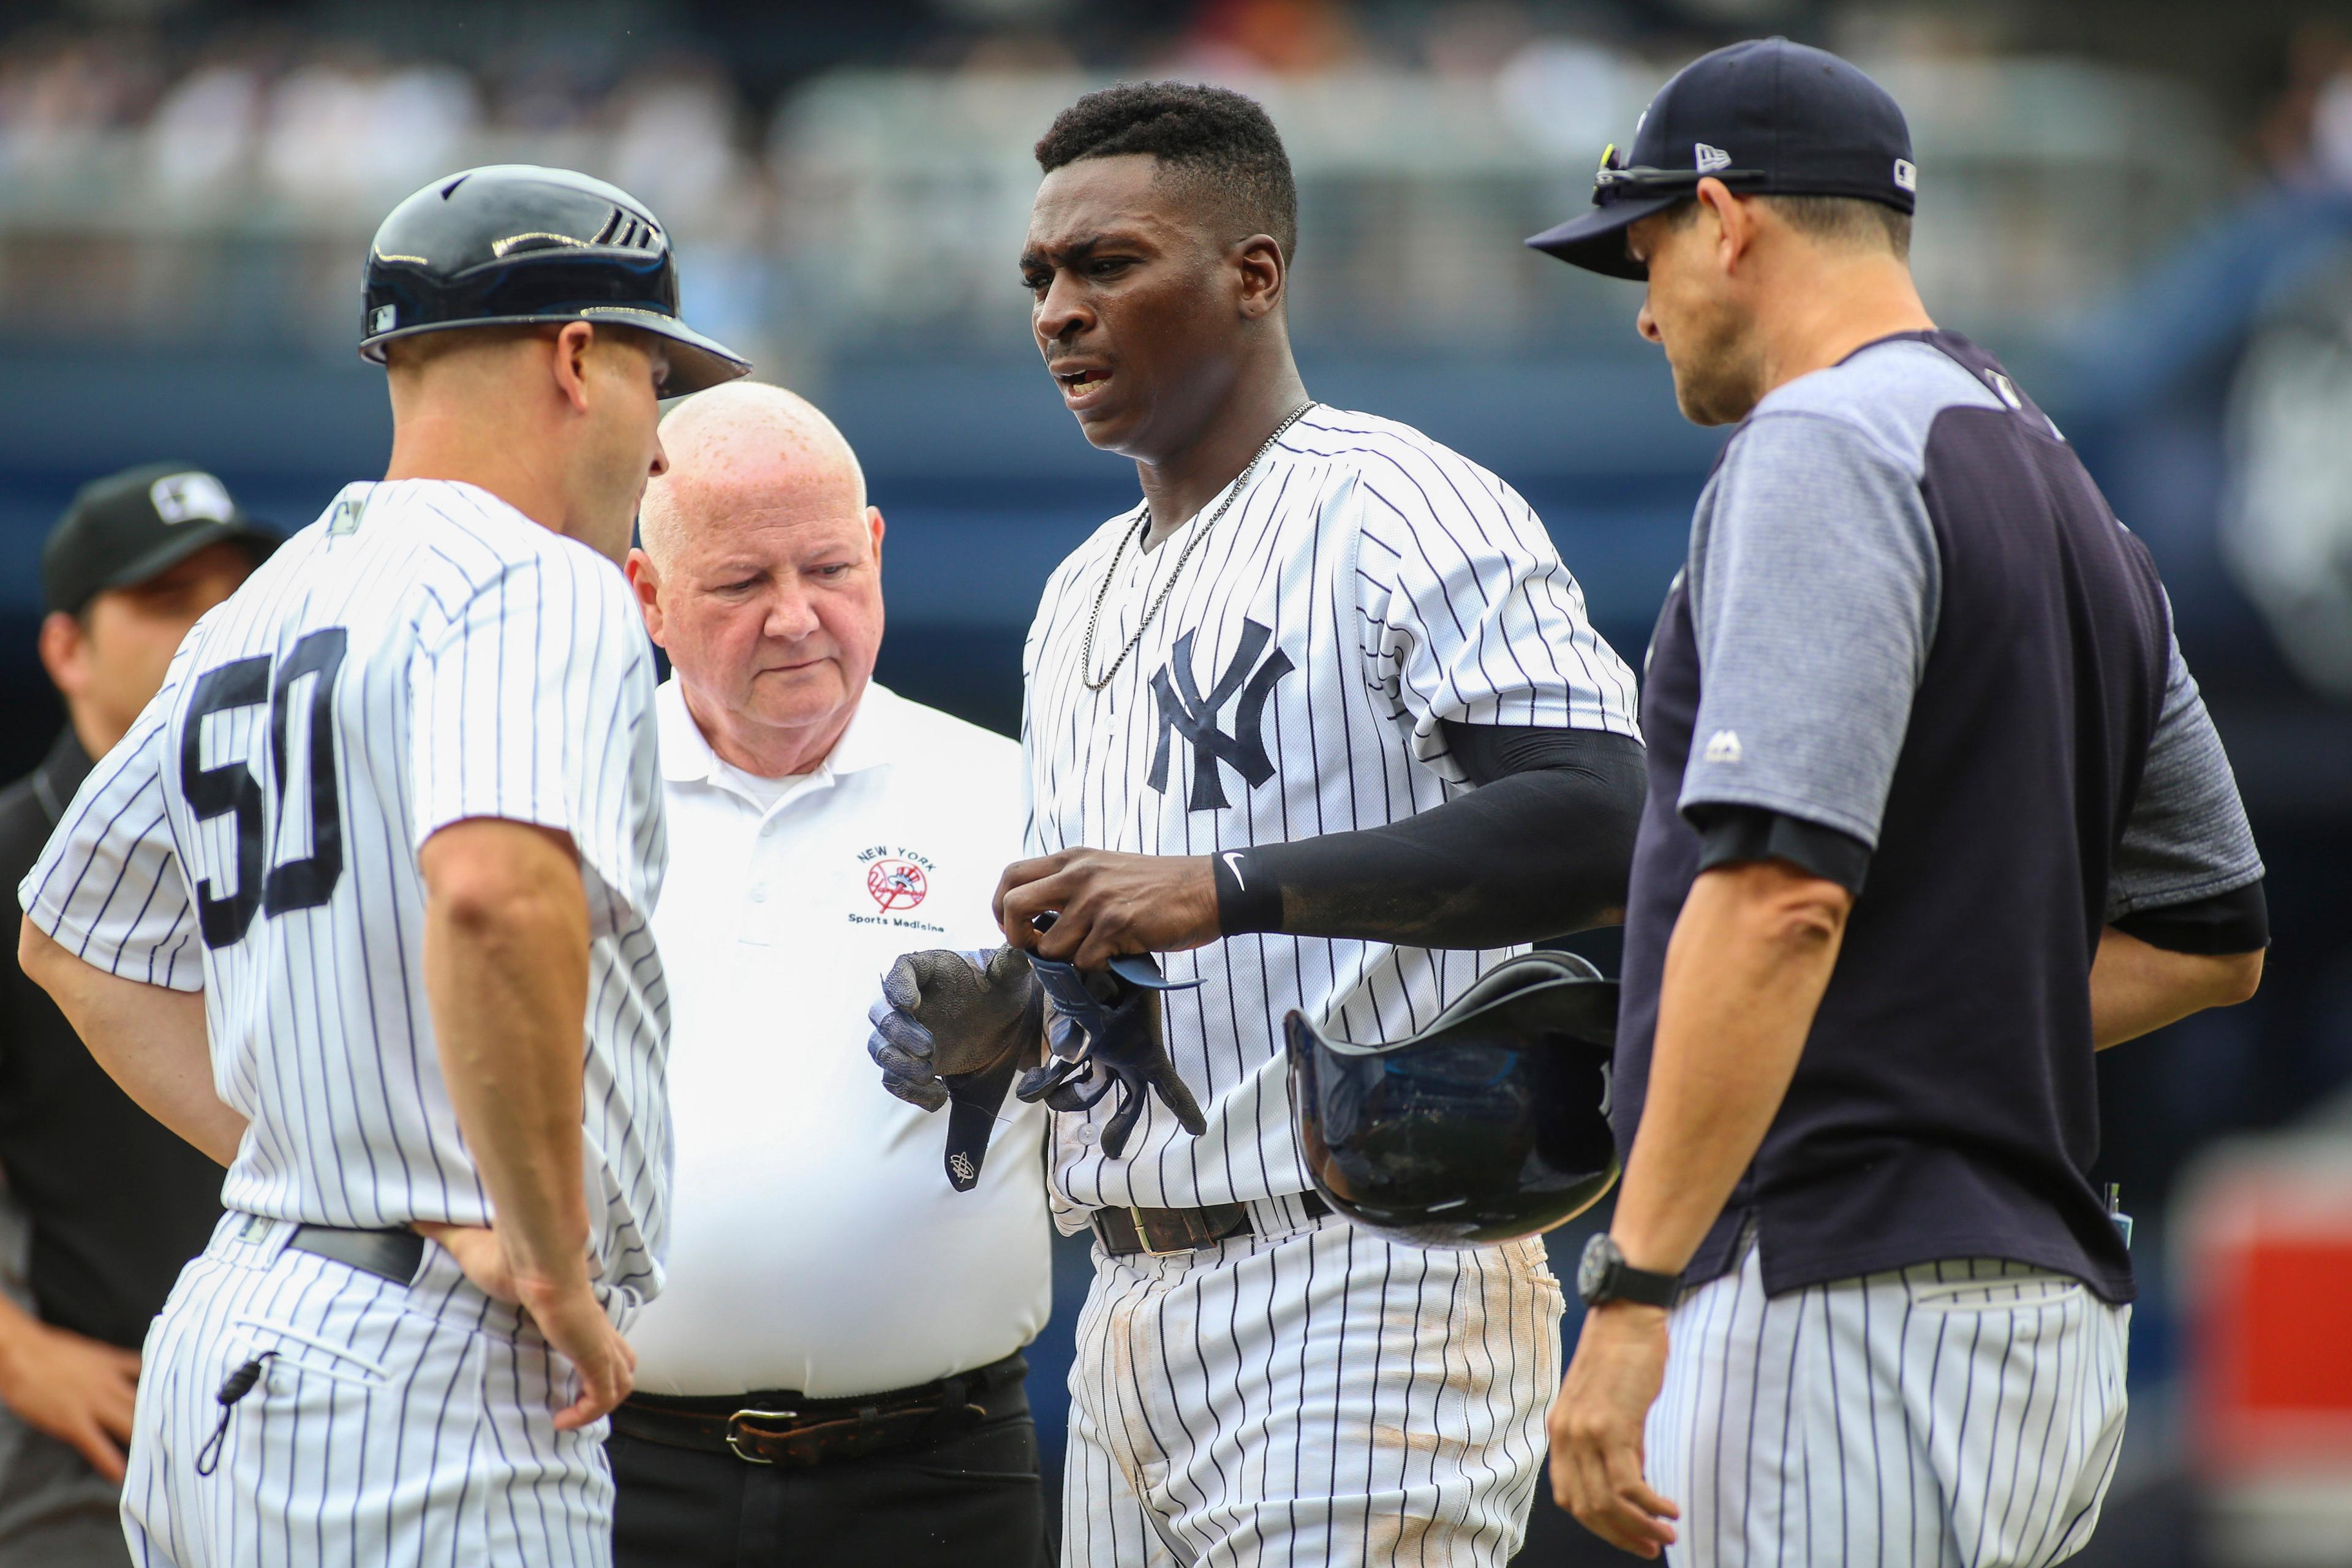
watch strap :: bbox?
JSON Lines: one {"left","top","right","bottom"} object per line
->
{"left": 1580, "top": 1233, "right": 1683, "bottom": 1309}
{"left": 1597, "top": 1259, "right": 1682, "bottom": 1309}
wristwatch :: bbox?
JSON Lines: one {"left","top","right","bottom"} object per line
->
{"left": 1577, "top": 1234, "right": 1681, "bottom": 1310}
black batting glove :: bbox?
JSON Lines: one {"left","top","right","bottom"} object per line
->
{"left": 867, "top": 946, "right": 1044, "bottom": 1189}
{"left": 1019, "top": 954, "right": 1207, "bottom": 1159}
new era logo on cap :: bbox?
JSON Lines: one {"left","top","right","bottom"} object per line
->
{"left": 150, "top": 471, "right": 237, "bottom": 527}
{"left": 1695, "top": 142, "right": 1732, "bottom": 173}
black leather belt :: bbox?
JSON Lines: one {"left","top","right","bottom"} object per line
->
{"left": 1092, "top": 1193, "right": 1330, "bottom": 1258}
{"left": 286, "top": 1224, "right": 426, "bottom": 1285}
{"left": 611, "top": 1352, "right": 1028, "bottom": 1469}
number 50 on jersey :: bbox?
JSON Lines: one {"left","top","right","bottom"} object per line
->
{"left": 181, "top": 627, "right": 349, "bottom": 948}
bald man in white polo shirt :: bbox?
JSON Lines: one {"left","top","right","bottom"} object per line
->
{"left": 612, "top": 383, "right": 1050, "bottom": 1567}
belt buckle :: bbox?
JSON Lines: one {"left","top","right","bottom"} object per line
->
{"left": 725, "top": 1407, "right": 799, "bottom": 1464}
{"left": 1131, "top": 1206, "right": 1193, "bottom": 1259}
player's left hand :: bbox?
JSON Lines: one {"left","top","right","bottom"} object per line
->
{"left": 1549, "top": 1301, "right": 1680, "bottom": 1558}
{"left": 995, "top": 849, "right": 1220, "bottom": 969}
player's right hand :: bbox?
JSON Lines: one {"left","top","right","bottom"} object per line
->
{"left": 1549, "top": 1300, "right": 1679, "bottom": 1558}
{"left": 867, "top": 945, "right": 1044, "bottom": 1110}
{"left": 413, "top": 1219, "right": 518, "bottom": 1300}
{"left": 413, "top": 1222, "right": 635, "bottom": 1430}
{"left": 524, "top": 1276, "right": 636, "bottom": 1432}
{"left": 0, "top": 1315, "right": 140, "bottom": 1483}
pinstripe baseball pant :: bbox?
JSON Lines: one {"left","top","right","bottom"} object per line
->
{"left": 1062, "top": 1197, "right": 1562, "bottom": 1567}
{"left": 1645, "top": 1244, "right": 2130, "bottom": 1568}
{"left": 121, "top": 1213, "right": 626, "bottom": 1568}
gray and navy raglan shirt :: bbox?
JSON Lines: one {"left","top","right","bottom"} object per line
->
{"left": 1615, "top": 331, "right": 2264, "bottom": 1303}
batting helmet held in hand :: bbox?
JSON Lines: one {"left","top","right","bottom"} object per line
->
{"left": 360, "top": 165, "right": 750, "bottom": 394}
{"left": 1284, "top": 951, "right": 1619, "bottom": 1248}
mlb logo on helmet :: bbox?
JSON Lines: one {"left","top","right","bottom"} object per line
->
{"left": 1894, "top": 157, "right": 1918, "bottom": 192}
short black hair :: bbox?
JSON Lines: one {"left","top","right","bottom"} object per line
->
{"left": 1662, "top": 192, "right": 1911, "bottom": 262}
{"left": 1035, "top": 81, "right": 1299, "bottom": 261}
{"left": 1767, "top": 194, "right": 1911, "bottom": 261}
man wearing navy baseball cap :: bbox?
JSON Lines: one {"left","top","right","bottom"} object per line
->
{"left": 1526, "top": 35, "right": 1917, "bottom": 285}
{"left": 1532, "top": 38, "right": 2267, "bottom": 1566}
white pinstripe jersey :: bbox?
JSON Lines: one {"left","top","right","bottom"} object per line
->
{"left": 1023, "top": 405, "right": 1640, "bottom": 1222}
{"left": 19, "top": 479, "right": 673, "bottom": 1305}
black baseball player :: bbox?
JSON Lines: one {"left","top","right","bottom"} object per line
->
{"left": 870, "top": 83, "right": 1648, "bottom": 1565}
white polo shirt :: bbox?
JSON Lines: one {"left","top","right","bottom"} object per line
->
{"left": 627, "top": 678, "right": 1050, "bottom": 1398}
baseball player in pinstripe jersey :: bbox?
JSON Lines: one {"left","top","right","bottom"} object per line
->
{"left": 1527, "top": 43, "right": 2269, "bottom": 1566}
{"left": 869, "top": 85, "right": 1647, "bottom": 1566}
{"left": 14, "top": 165, "right": 747, "bottom": 1566}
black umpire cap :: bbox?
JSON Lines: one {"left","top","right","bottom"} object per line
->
{"left": 360, "top": 164, "right": 751, "bottom": 395}
{"left": 1527, "top": 37, "right": 1916, "bottom": 279}
{"left": 43, "top": 463, "right": 281, "bottom": 618}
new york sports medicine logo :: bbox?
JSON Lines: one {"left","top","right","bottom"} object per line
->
{"left": 864, "top": 852, "right": 929, "bottom": 911}
{"left": 1147, "top": 619, "right": 1294, "bottom": 812}
{"left": 850, "top": 845, "right": 945, "bottom": 933}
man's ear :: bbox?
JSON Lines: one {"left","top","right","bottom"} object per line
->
{"left": 1694, "top": 177, "right": 1752, "bottom": 273}
{"left": 867, "top": 506, "right": 886, "bottom": 566}
{"left": 550, "top": 320, "right": 597, "bottom": 414}
{"left": 624, "top": 549, "right": 666, "bottom": 646}
{"left": 1234, "top": 234, "right": 1285, "bottom": 322}
{"left": 37, "top": 611, "right": 88, "bottom": 701}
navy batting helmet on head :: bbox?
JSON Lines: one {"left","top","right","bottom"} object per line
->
{"left": 360, "top": 164, "right": 750, "bottom": 394}
{"left": 1284, "top": 951, "right": 1620, "bottom": 1248}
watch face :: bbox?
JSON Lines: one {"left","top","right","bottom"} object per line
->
{"left": 1577, "top": 1234, "right": 1614, "bottom": 1302}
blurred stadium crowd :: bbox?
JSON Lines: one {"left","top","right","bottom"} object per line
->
{"left": 1, "top": 2, "right": 2351, "bottom": 1565}
{"left": 0, "top": 1, "right": 2319, "bottom": 361}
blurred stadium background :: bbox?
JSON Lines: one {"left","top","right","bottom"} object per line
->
{"left": 2, "top": 1, "right": 2349, "bottom": 1563}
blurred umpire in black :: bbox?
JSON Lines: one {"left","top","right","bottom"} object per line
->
{"left": 1526, "top": 41, "right": 2268, "bottom": 1566}
{"left": 0, "top": 465, "right": 274, "bottom": 1567}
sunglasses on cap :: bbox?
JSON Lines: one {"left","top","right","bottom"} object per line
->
{"left": 1589, "top": 141, "right": 1770, "bottom": 207}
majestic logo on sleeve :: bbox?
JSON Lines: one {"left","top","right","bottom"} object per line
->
{"left": 1147, "top": 619, "right": 1294, "bottom": 812}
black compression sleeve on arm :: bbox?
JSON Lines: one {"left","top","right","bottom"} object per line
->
{"left": 1210, "top": 725, "right": 1646, "bottom": 949}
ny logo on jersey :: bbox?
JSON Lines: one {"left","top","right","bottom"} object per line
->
{"left": 1146, "top": 619, "right": 1294, "bottom": 812}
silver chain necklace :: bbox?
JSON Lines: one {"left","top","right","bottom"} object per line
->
{"left": 1079, "top": 402, "right": 1313, "bottom": 692}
